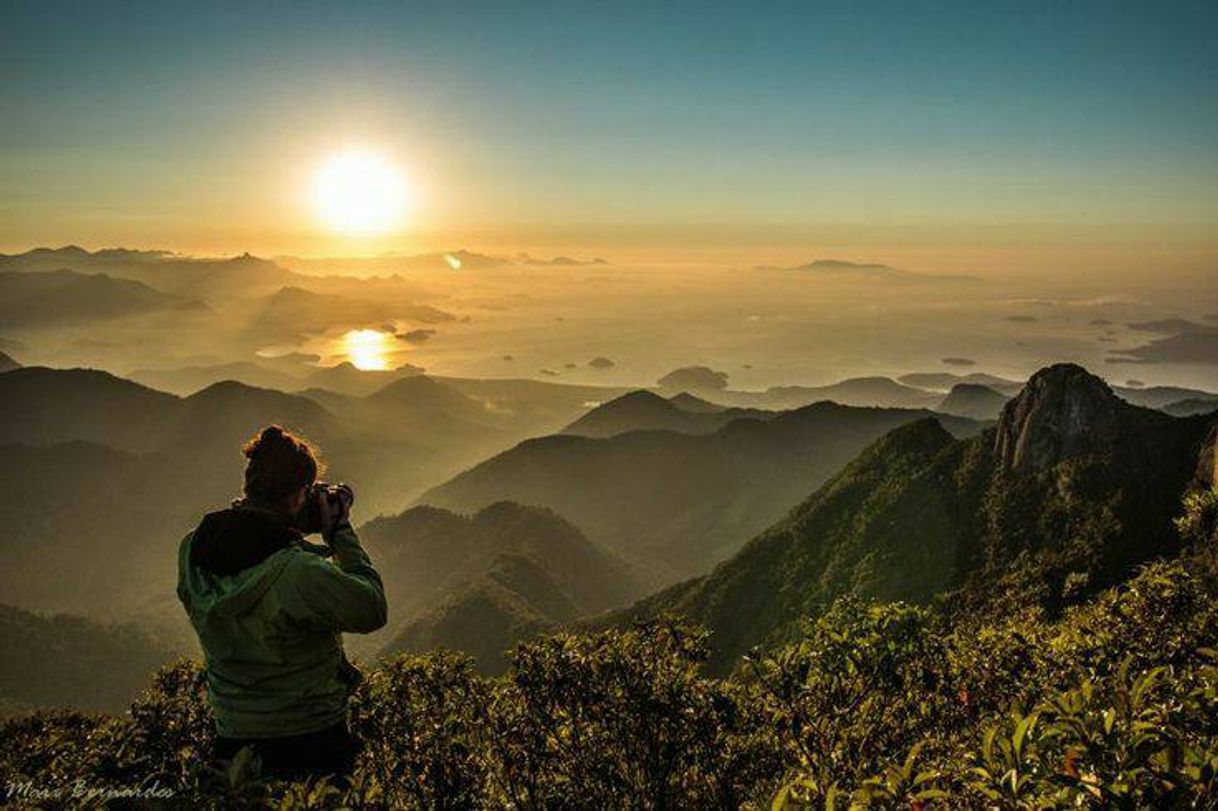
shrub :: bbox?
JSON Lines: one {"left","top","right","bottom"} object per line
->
{"left": 3, "top": 549, "right": 1216, "bottom": 808}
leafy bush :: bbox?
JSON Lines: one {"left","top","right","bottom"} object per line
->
{"left": 3, "top": 533, "right": 1217, "bottom": 808}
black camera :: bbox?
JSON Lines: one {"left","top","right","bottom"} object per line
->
{"left": 294, "top": 481, "right": 353, "bottom": 535}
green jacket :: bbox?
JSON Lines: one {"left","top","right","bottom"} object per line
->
{"left": 177, "top": 510, "right": 387, "bottom": 739}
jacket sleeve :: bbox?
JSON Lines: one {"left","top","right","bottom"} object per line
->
{"left": 281, "top": 521, "right": 388, "bottom": 634}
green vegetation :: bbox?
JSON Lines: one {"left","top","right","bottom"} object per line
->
{"left": 363, "top": 501, "right": 643, "bottom": 672}
{"left": 0, "top": 605, "right": 175, "bottom": 715}
{"left": 422, "top": 400, "right": 979, "bottom": 580}
{"left": 628, "top": 366, "right": 1212, "bottom": 672}
{"left": 4, "top": 365, "right": 1215, "bottom": 806}
{"left": 3, "top": 504, "right": 1214, "bottom": 807}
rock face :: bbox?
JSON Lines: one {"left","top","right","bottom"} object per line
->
{"left": 994, "top": 364, "right": 1121, "bottom": 473}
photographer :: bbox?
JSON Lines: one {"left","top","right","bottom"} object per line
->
{"left": 177, "top": 425, "right": 387, "bottom": 781}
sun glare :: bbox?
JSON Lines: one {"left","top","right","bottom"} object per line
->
{"left": 313, "top": 150, "right": 411, "bottom": 235}
{"left": 343, "top": 328, "right": 392, "bottom": 370}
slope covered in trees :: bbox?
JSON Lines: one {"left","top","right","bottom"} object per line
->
{"left": 361, "top": 501, "right": 643, "bottom": 671}
{"left": 422, "top": 402, "right": 979, "bottom": 579}
{"left": 0, "top": 605, "right": 176, "bottom": 715}
{"left": 623, "top": 364, "right": 1214, "bottom": 671}
{"left": 2, "top": 512, "right": 1215, "bottom": 806}
{"left": 2, "top": 363, "right": 1215, "bottom": 806}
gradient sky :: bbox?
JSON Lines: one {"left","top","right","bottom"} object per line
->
{"left": 2, "top": 0, "right": 1216, "bottom": 260}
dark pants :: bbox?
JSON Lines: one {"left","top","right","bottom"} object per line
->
{"left": 214, "top": 721, "right": 358, "bottom": 782}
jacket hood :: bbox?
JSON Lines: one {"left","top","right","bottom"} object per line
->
{"left": 178, "top": 506, "right": 304, "bottom": 620}
{"left": 191, "top": 506, "right": 301, "bottom": 575}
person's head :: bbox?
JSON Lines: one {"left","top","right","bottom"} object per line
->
{"left": 241, "top": 425, "right": 323, "bottom": 516}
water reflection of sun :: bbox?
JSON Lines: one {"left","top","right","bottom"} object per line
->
{"left": 343, "top": 328, "right": 392, "bottom": 370}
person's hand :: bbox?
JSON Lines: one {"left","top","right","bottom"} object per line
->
{"left": 317, "top": 484, "right": 354, "bottom": 539}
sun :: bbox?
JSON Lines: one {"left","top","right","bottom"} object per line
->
{"left": 312, "top": 150, "right": 411, "bottom": 235}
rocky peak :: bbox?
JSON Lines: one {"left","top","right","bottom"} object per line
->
{"left": 994, "top": 364, "right": 1121, "bottom": 473}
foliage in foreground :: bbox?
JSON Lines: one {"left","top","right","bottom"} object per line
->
{"left": 3, "top": 513, "right": 1217, "bottom": 808}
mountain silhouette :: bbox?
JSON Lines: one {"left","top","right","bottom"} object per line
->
{"left": 438, "top": 376, "right": 634, "bottom": 430}
{"left": 0, "top": 352, "right": 21, "bottom": 373}
{"left": 421, "top": 402, "right": 979, "bottom": 580}
{"left": 619, "top": 363, "right": 1214, "bottom": 671}
{"left": 298, "top": 361, "right": 426, "bottom": 397}
{"left": 0, "top": 367, "right": 180, "bottom": 452}
{"left": 1113, "top": 383, "right": 1218, "bottom": 410}
{"left": 246, "top": 286, "right": 452, "bottom": 344}
{"left": 129, "top": 361, "right": 306, "bottom": 396}
{"left": 0, "top": 269, "right": 203, "bottom": 328}
{"left": 0, "top": 364, "right": 643, "bottom": 628}
{"left": 937, "top": 383, "right": 1010, "bottom": 420}
{"left": 1163, "top": 397, "right": 1218, "bottom": 418}
{"left": 759, "top": 377, "right": 941, "bottom": 409}
{"left": 302, "top": 375, "right": 506, "bottom": 455}
{"left": 667, "top": 391, "right": 726, "bottom": 413}
{"left": 0, "top": 370, "right": 341, "bottom": 618}
{"left": 898, "top": 371, "right": 1023, "bottom": 395}
{"left": 753, "top": 258, "right": 979, "bottom": 282}
{"left": 0, "top": 246, "right": 300, "bottom": 297}
{"left": 656, "top": 366, "right": 730, "bottom": 393}
{"left": 366, "top": 502, "right": 642, "bottom": 673}
{"left": 562, "top": 390, "right": 773, "bottom": 438}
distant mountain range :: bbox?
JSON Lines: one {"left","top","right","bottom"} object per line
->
{"left": 0, "top": 366, "right": 531, "bottom": 618}
{"left": 652, "top": 367, "right": 950, "bottom": 410}
{"left": 1113, "top": 383, "right": 1218, "bottom": 410}
{"left": 753, "top": 258, "right": 980, "bottom": 283}
{"left": 745, "top": 376, "right": 944, "bottom": 410}
{"left": 516, "top": 253, "right": 609, "bottom": 267}
{"left": 936, "top": 383, "right": 1011, "bottom": 420}
{"left": 246, "top": 285, "right": 452, "bottom": 344}
{"left": 0, "top": 268, "right": 204, "bottom": 327}
{"left": 2, "top": 356, "right": 1215, "bottom": 707}
{"left": 420, "top": 401, "right": 981, "bottom": 580}
{"left": 130, "top": 359, "right": 435, "bottom": 398}
{"left": 1163, "top": 397, "right": 1218, "bottom": 418}
{"left": 898, "top": 371, "right": 1023, "bottom": 395}
{"left": 279, "top": 249, "right": 609, "bottom": 277}
{"left": 130, "top": 361, "right": 309, "bottom": 396}
{"left": 562, "top": 390, "right": 775, "bottom": 438}
{"left": 618, "top": 364, "right": 1214, "bottom": 672}
{"left": 0, "top": 246, "right": 300, "bottom": 298}
{"left": 0, "top": 364, "right": 644, "bottom": 625}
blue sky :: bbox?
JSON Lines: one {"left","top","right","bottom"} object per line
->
{"left": 2, "top": 0, "right": 1216, "bottom": 254}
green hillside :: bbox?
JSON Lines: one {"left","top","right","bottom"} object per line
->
{"left": 2, "top": 364, "right": 1216, "bottom": 806}
{"left": 366, "top": 502, "right": 643, "bottom": 672}
{"left": 622, "top": 364, "right": 1214, "bottom": 671}
{"left": 422, "top": 402, "right": 980, "bottom": 580}
{"left": 3, "top": 516, "right": 1215, "bottom": 806}
{"left": 0, "top": 604, "right": 176, "bottom": 714}
{"left": 385, "top": 554, "right": 578, "bottom": 674}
